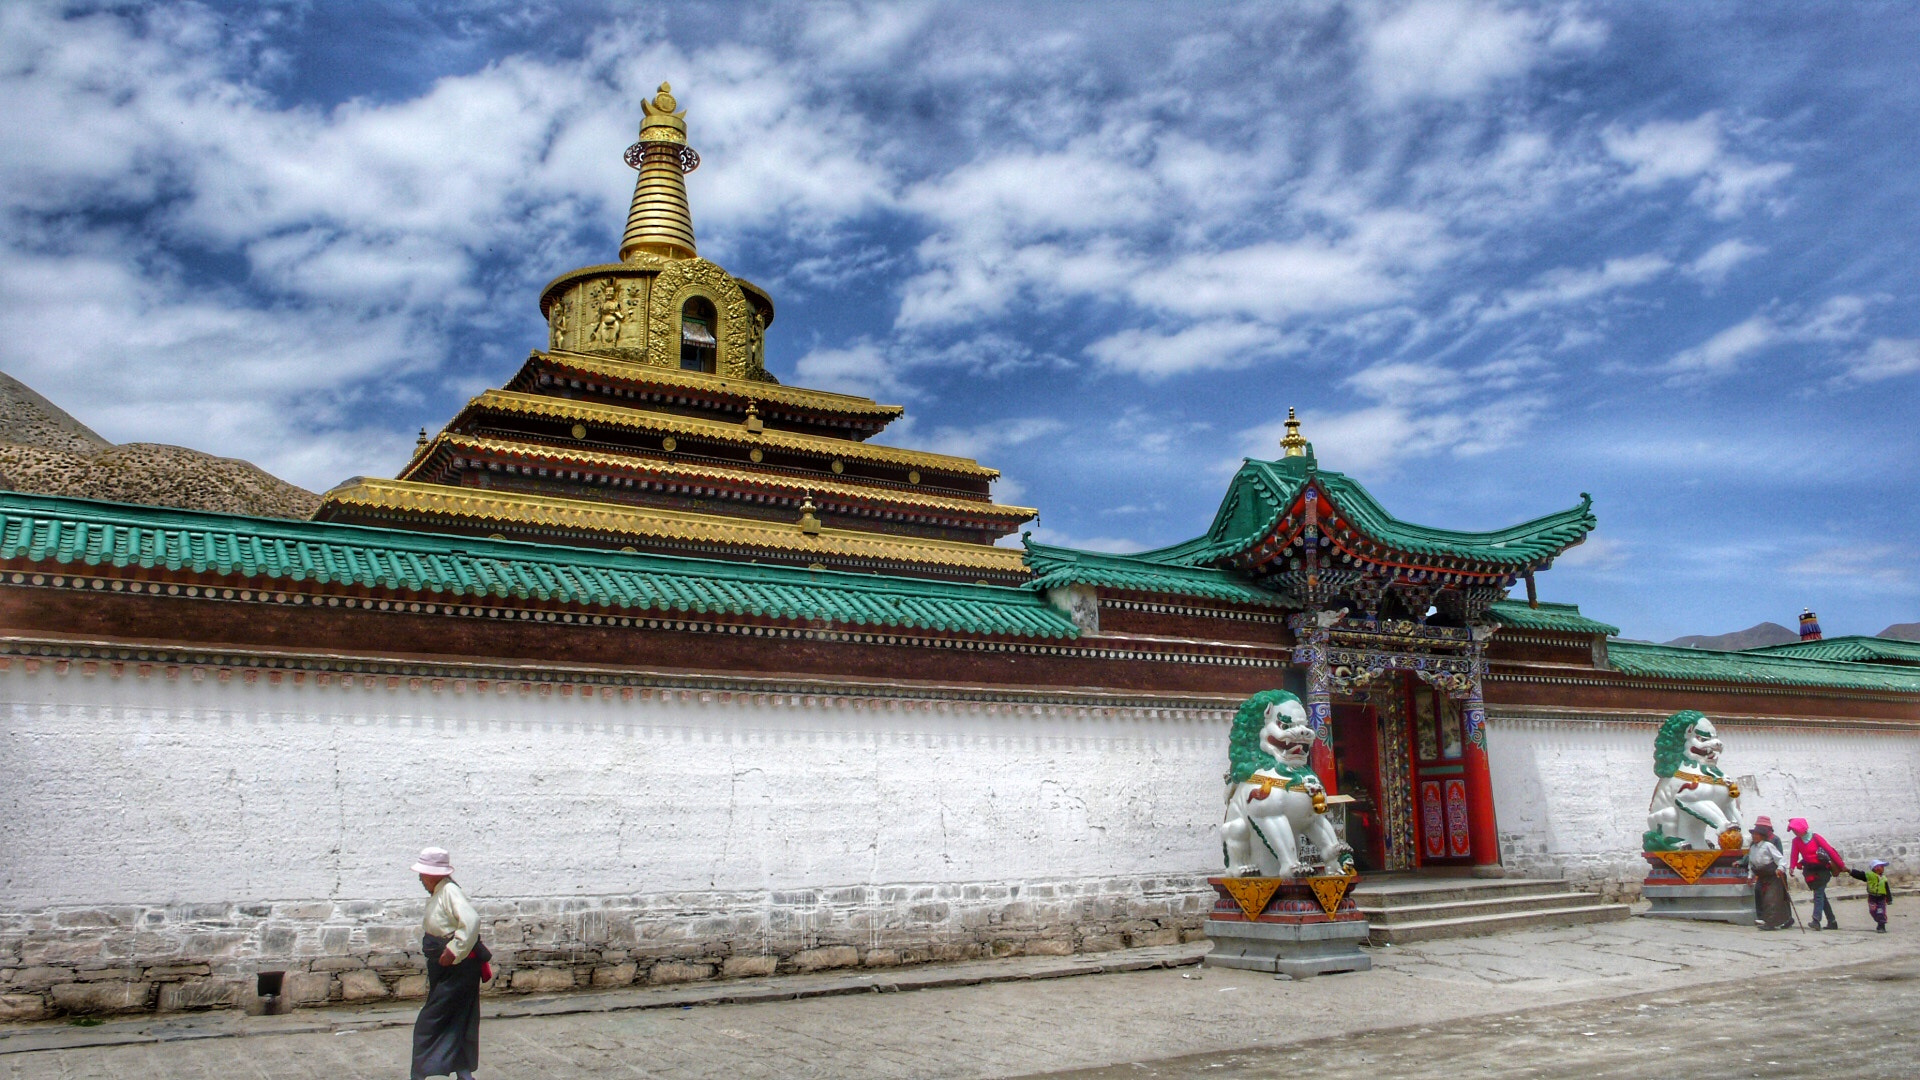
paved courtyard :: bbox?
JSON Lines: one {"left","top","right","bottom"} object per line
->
{"left": 1, "top": 901, "right": 1912, "bottom": 1079}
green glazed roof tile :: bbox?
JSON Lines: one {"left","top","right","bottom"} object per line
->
{"left": 1606, "top": 640, "right": 1920, "bottom": 693}
{"left": 1138, "top": 455, "right": 1594, "bottom": 570}
{"left": 0, "top": 491, "right": 1077, "bottom": 641}
{"left": 1739, "top": 636, "right": 1920, "bottom": 665}
{"left": 1021, "top": 540, "right": 1294, "bottom": 607}
{"left": 1488, "top": 600, "right": 1620, "bottom": 636}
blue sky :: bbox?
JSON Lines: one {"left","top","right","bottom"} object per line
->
{"left": 1, "top": 1, "right": 1915, "bottom": 641}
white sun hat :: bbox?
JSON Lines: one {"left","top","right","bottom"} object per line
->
{"left": 411, "top": 847, "right": 454, "bottom": 876}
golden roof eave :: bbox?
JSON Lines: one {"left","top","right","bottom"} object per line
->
{"left": 535, "top": 351, "right": 902, "bottom": 420}
{"left": 419, "top": 433, "right": 1037, "bottom": 521}
{"left": 464, "top": 389, "right": 999, "bottom": 479}
{"left": 319, "top": 479, "right": 1030, "bottom": 574}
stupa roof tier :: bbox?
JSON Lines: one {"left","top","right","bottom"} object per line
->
{"left": 444, "top": 389, "right": 1000, "bottom": 484}
{"left": 517, "top": 351, "right": 904, "bottom": 437}
{"left": 319, "top": 479, "right": 1031, "bottom": 580}
{"left": 409, "top": 432, "right": 1035, "bottom": 529}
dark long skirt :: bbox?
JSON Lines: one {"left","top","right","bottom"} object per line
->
{"left": 411, "top": 934, "right": 481, "bottom": 1078}
{"left": 1755, "top": 872, "right": 1793, "bottom": 930}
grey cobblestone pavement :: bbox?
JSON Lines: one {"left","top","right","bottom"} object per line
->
{"left": 2, "top": 901, "right": 1913, "bottom": 1079}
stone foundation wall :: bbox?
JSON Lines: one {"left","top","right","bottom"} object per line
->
{"left": 1487, "top": 713, "right": 1920, "bottom": 900}
{"left": 0, "top": 875, "right": 1210, "bottom": 1020}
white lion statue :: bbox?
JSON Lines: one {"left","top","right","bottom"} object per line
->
{"left": 1221, "top": 690, "right": 1353, "bottom": 878}
{"left": 1644, "top": 709, "right": 1743, "bottom": 852}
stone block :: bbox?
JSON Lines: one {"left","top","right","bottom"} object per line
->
{"left": 393, "top": 975, "right": 428, "bottom": 999}
{"left": 1127, "top": 928, "right": 1181, "bottom": 948}
{"left": 860, "top": 949, "right": 901, "bottom": 967}
{"left": 54, "top": 907, "right": 140, "bottom": 929}
{"left": 510, "top": 967, "right": 576, "bottom": 993}
{"left": 73, "top": 965, "right": 142, "bottom": 982}
{"left": 989, "top": 940, "right": 1018, "bottom": 958}
{"left": 0, "top": 993, "right": 49, "bottom": 1021}
{"left": 338, "top": 970, "right": 389, "bottom": 1001}
{"left": 1079, "top": 934, "right": 1125, "bottom": 952}
{"left": 158, "top": 979, "right": 241, "bottom": 1012}
{"left": 260, "top": 926, "right": 300, "bottom": 955}
{"left": 285, "top": 972, "right": 334, "bottom": 1004}
{"left": 1023, "top": 939, "right": 1073, "bottom": 956}
{"left": 273, "top": 903, "right": 334, "bottom": 921}
{"left": 591, "top": 963, "right": 637, "bottom": 988}
{"left": 721, "top": 955, "right": 777, "bottom": 979}
{"left": 10, "top": 966, "right": 74, "bottom": 989}
{"left": 365, "top": 925, "right": 415, "bottom": 949}
{"left": 311, "top": 957, "right": 368, "bottom": 972}
{"left": 51, "top": 981, "right": 150, "bottom": 1014}
{"left": 789, "top": 946, "right": 859, "bottom": 973}
{"left": 648, "top": 961, "right": 714, "bottom": 985}
{"left": 143, "top": 963, "right": 212, "bottom": 980}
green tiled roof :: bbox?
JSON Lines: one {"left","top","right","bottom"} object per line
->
{"left": 1022, "top": 541, "right": 1293, "bottom": 607}
{"left": 1606, "top": 640, "right": 1920, "bottom": 693}
{"left": 1488, "top": 600, "right": 1620, "bottom": 636}
{"left": 1739, "top": 636, "right": 1920, "bottom": 666}
{"left": 1141, "top": 456, "right": 1595, "bottom": 569}
{"left": 0, "top": 492, "right": 1078, "bottom": 639}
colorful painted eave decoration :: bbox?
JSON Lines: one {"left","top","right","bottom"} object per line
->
{"left": 0, "top": 491, "right": 1078, "bottom": 640}
{"left": 526, "top": 350, "right": 907, "bottom": 424}
{"left": 1143, "top": 456, "right": 1596, "bottom": 580}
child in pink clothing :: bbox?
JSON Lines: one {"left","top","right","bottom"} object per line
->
{"left": 1789, "top": 817, "right": 1847, "bottom": 930}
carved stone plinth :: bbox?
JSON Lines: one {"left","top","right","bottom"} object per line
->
{"left": 1202, "top": 876, "right": 1371, "bottom": 979}
{"left": 1639, "top": 851, "right": 1753, "bottom": 924}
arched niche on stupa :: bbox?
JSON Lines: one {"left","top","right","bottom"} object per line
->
{"left": 540, "top": 259, "right": 775, "bottom": 383}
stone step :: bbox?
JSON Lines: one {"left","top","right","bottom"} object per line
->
{"left": 1367, "top": 902, "right": 1632, "bottom": 945}
{"left": 1355, "top": 890, "right": 1600, "bottom": 925}
{"left": 1348, "top": 878, "right": 1575, "bottom": 908}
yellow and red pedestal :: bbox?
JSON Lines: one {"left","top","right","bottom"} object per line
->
{"left": 1641, "top": 850, "right": 1753, "bottom": 923}
{"left": 1202, "top": 875, "right": 1371, "bottom": 979}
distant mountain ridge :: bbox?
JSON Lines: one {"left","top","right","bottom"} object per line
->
{"left": 1666, "top": 620, "right": 1920, "bottom": 650}
{"left": 1665, "top": 622, "right": 1799, "bottom": 651}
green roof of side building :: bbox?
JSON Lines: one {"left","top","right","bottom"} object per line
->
{"left": 1738, "top": 635, "right": 1920, "bottom": 666}
{"left": 1605, "top": 640, "right": 1920, "bottom": 693}
{"left": 0, "top": 491, "right": 1078, "bottom": 640}
{"left": 1138, "top": 456, "right": 1596, "bottom": 569}
{"left": 1021, "top": 540, "right": 1294, "bottom": 607}
{"left": 1486, "top": 600, "right": 1620, "bottom": 636}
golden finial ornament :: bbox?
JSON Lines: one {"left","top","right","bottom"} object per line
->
{"left": 744, "top": 401, "right": 764, "bottom": 434}
{"left": 621, "top": 79, "right": 700, "bottom": 262}
{"left": 798, "top": 494, "right": 821, "bottom": 535}
{"left": 1280, "top": 407, "right": 1308, "bottom": 458}
{"left": 416, "top": 427, "right": 429, "bottom": 449}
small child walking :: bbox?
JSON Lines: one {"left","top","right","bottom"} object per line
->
{"left": 1847, "top": 859, "right": 1893, "bottom": 933}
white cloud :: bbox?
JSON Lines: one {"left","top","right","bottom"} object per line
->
{"left": 790, "top": 341, "right": 908, "bottom": 400}
{"left": 1602, "top": 112, "right": 1791, "bottom": 217}
{"left": 1685, "top": 239, "right": 1765, "bottom": 287}
{"left": 1787, "top": 544, "right": 1916, "bottom": 590}
{"left": 1834, "top": 338, "right": 1920, "bottom": 386}
{"left": 1358, "top": 1, "right": 1567, "bottom": 106}
{"left": 1085, "top": 321, "right": 1284, "bottom": 380}
{"left": 1022, "top": 524, "right": 1143, "bottom": 555}
{"left": 1483, "top": 254, "right": 1670, "bottom": 320}
{"left": 1665, "top": 296, "right": 1869, "bottom": 381}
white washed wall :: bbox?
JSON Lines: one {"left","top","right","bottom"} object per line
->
{"left": 0, "top": 665, "right": 1228, "bottom": 909}
{"left": 1486, "top": 714, "right": 1920, "bottom": 895}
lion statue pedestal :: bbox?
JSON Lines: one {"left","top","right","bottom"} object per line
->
{"left": 1638, "top": 710, "right": 1753, "bottom": 923}
{"left": 1203, "top": 690, "right": 1371, "bottom": 979}
{"left": 1203, "top": 875, "right": 1371, "bottom": 979}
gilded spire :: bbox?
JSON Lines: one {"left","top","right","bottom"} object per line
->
{"left": 620, "top": 82, "right": 701, "bottom": 262}
{"left": 1280, "top": 407, "right": 1308, "bottom": 458}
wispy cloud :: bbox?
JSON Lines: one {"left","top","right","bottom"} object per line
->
{"left": 1602, "top": 112, "right": 1792, "bottom": 218}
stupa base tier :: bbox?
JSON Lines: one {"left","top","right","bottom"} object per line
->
{"left": 1640, "top": 851, "right": 1753, "bottom": 923}
{"left": 1203, "top": 918, "right": 1372, "bottom": 979}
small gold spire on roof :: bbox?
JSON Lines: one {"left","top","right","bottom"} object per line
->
{"left": 798, "top": 494, "right": 821, "bottom": 535}
{"left": 1280, "top": 407, "right": 1308, "bottom": 458}
{"left": 620, "top": 81, "right": 700, "bottom": 262}
{"left": 416, "top": 427, "right": 429, "bottom": 449}
{"left": 744, "top": 401, "right": 764, "bottom": 434}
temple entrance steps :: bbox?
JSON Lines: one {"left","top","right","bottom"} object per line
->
{"left": 1351, "top": 875, "right": 1632, "bottom": 945}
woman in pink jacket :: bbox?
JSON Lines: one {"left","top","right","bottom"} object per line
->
{"left": 1789, "top": 817, "right": 1847, "bottom": 930}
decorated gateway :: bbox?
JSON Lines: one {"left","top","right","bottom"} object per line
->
{"left": 2, "top": 85, "right": 1918, "bottom": 1017}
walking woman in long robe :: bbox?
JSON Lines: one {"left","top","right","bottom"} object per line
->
{"left": 411, "top": 847, "right": 484, "bottom": 1080}
{"left": 1747, "top": 817, "right": 1792, "bottom": 930}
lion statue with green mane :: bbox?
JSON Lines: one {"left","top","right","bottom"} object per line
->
{"left": 1643, "top": 709, "right": 1744, "bottom": 852}
{"left": 1220, "top": 689, "right": 1352, "bottom": 877}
